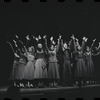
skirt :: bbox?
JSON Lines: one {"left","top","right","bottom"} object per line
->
{"left": 34, "top": 59, "right": 48, "bottom": 79}
{"left": 23, "top": 61, "right": 35, "bottom": 80}
{"left": 17, "top": 62, "right": 26, "bottom": 80}
{"left": 75, "top": 58, "right": 87, "bottom": 78}
{"left": 48, "top": 62, "right": 60, "bottom": 79}
{"left": 9, "top": 60, "right": 19, "bottom": 81}
{"left": 86, "top": 59, "right": 95, "bottom": 78}
{"left": 63, "top": 60, "right": 71, "bottom": 82}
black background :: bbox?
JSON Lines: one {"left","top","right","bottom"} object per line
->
{"left": 0, "top": 0, "right": 100, "bottom": 85}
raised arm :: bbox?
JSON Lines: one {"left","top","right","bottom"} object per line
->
{"left": 7, "top": 41, "right": 15, "bottom": 54}
{"left": 92, "top": 51, "right": 100, "bottom": 56}
{"left": 31, "top": 35, "right": 37, "bottom": 52}
{"left": 43, "top": 35, "right": 49, "bottom": 53}
{"left": 91, "top": 39, "right": 96, "bottom": 50}
{"left": 71, "top": 34, "right": 77, "bottom": 52}
{"left": 56, "top": 35, "right": 62, "bottom": 52}
{"left": 82, "top": 37, "right": 88, "bottom": 51}
{"left": 97, "top": 42, "right": 100, "bottom": 51}
{"left": 7, "top": 41, "right": 20, "bottom": 58}
{"left": 92, "top": 42, "right": 100, "bottom": 56}
{"left": 61, "top": 39, "right": 65, "bottom": 51}
{"left": 18, "top": 39, "right": 28, "bottom": 56}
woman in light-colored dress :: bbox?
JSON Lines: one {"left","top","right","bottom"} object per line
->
{"left": 23, "top": 46, "right": 35, "bottom": 87}
{"left": 23, "top": 46, "right": 35, "bottom": 80}
{"left": 34, "top": 44, "right": 47, "bottom": 78}
{"left": 34, "top": 41, "right": 48, "bottom": 87}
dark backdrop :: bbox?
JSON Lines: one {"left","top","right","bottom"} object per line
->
{"left": 0, "top": 0, "right": 100, "bottom": 85}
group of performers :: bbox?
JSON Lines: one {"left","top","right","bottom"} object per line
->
{"left": 7, "top": 34, "right": 100, "bottom": 88}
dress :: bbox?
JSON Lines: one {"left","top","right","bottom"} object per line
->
{"left": 23, "top": 53, "right": 35, "bottom": 80}
{"left": 9, "top": 57, "right": 20, "bottom": 81}
{"left": 85, "top": 52, "right": 95, "bottom": 78}
{"left": 63, "top": 49, "right": 71, "bottom": 84}
{"left": 48, "top": 50, "right": 60, "bottom": 79}
{"left": 75, "top": 50, "right": 87, "bottom": 78}
{"left": 17, "top": 55, "right": 27, "bottom": 80}
{"left": 34, "top": 50, "right": 48, "bottom": 79}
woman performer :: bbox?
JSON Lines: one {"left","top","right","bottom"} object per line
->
{"left": 61, "top": 40, "right": 72, "bottom": 86}
{"left": 7, "top": 41, "right": 20, "bottom": 87}
{"left": 44, "top": 35, "right": 60, "bottom": 87}
{"left": 34, "top": 35, "right": 48, "bottom": 87}
{"left": 84, "top": 39, "right": 100, "bottom": 85}
{"left": 72, "top": 35, "right": 87, "bottom": 87}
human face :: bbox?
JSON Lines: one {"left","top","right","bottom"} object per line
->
{"left": 50, "top": 45, "right": 55, "bottom": 50}
{"left": 37, "top": 43, "right": 42, "bottom": 49}
{"left": 77, "top": 45, "right": 81, "bottom": 50}
{"left": 86, "top": 46, "right": 90, "bottom": 52}
{"left": 28, "top": 47, "right": 32, "bottom": 52}
{"left": 63, "top": 43, "right": 67, "bottom": 49}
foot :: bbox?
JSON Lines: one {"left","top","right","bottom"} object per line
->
{"left": 16, "top": 85, "right": 19, "bottom": 87}
{"left": 21, "top": 83, "right": 25, "bottom": 87}
{"left": 30, "top": 84, "right": 34, "bottom": 87}
{"left": 14, "top": 82, "right": 16, "bottom": 86}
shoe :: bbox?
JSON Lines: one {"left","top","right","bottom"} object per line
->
{"left": 17, "top": 85, "right": 19, "bottom": 87}
{"left": 30, "top": 84, "right": 34, "bottom": 88}
{"left": 14, "top": 82, "right": 16, "bottom": 86}
{"left": 21, "top": 83, "right": 25, "bottom": 87}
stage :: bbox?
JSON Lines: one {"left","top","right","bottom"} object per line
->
{"left": 0, "top": 84, "right": 100, "bottom": 100}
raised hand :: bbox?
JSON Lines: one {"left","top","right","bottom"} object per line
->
{"left": 13, "top": 40, "right": 16, "bottom": 44}
{"left": 50, "top": 36, "right": 53, "bottom": 41}
{"left": 98, "top": 42, "right": 100, "bottom": 47}
{"left": 93, "top": 39, "right": 96, "bottom": 42}
{"left": 36, "top": 37, "right": 39, "bottom": 41}
{"left": 7, "top": 41, "right": 10, "bottom": 44}
{"left": 59, "top": 35, "right": 62, "bottom": 39}
{"left": 31, "top": 35, "right": 36, "bottom": 39}
{"left": 52, "top": 40, "right": 55, "bottom": 45}
{"left": 76, "top": 38, "right": 78, "bottom": 41}
{"left": 26, "top": 35, "right": 30, "bottom": 40}
{"left": 19, "top": 40, "right": 23, "bottom": 45}
{"left": 71, "top": 34, "right": 75, "bottom": 39}
{"left": 82, "top": 37, "right": 86, "bottom": 40}
{"left": 43, "top": 35, "right": 46, "bottom": 39}
{"left": 85, "top": 38, "right": 88, "bottom": 42}
{"left": 15, "top": 34, "right": 19, "bottom": 39}
{"left": 15, "top": 53, "right": 20, "bottom": 58}
{"left": 38, "top": 35, "right": 41, "bottom": 39}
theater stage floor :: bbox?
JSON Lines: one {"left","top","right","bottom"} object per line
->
{"left": 0, "top": 84, "right": 100, "bottom": 100}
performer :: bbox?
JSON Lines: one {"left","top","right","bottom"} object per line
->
{"left": 22, "top": 45, "right": 35, "bottom": 87}
{"left": 7, "top": 41, "right": 20, "bottom": 87}
{"left": 56, "top": 35, "right": 64, "bottom": 86}
{"left": 44, "top": 35, "right": 60, "bottom": 87}
{"left": 34, "top": 35, "right": 48, "bottom": 87}
{"left": 84, "top": 40, "right": 100, "bottom": 84}
{"left": 61, "top": 40, "right": 72, "bottom": 86}
{"left": 13, "top": 37, "right": 27, "bottom": 87}
{"left": 72, "top": 35, "right": 87, "bottom": 87}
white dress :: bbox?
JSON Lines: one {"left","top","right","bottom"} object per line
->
{"left": 23, "top": 53, "right": 35, "bottom": 80}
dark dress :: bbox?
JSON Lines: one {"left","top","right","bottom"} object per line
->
{"left": 85, "top": 52, "right": 95, "bottom": 79}
{"left": 63, "top": 49, "right": 72, "bottom": 84}
{"left": 9, "top": 57, "right": 20, "bottom": 81}
{"left": 48, "top": 50, "right": 60, "bottom": 79}
{"left": 75, "top": 50, "right": 87, "bottom": 78}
